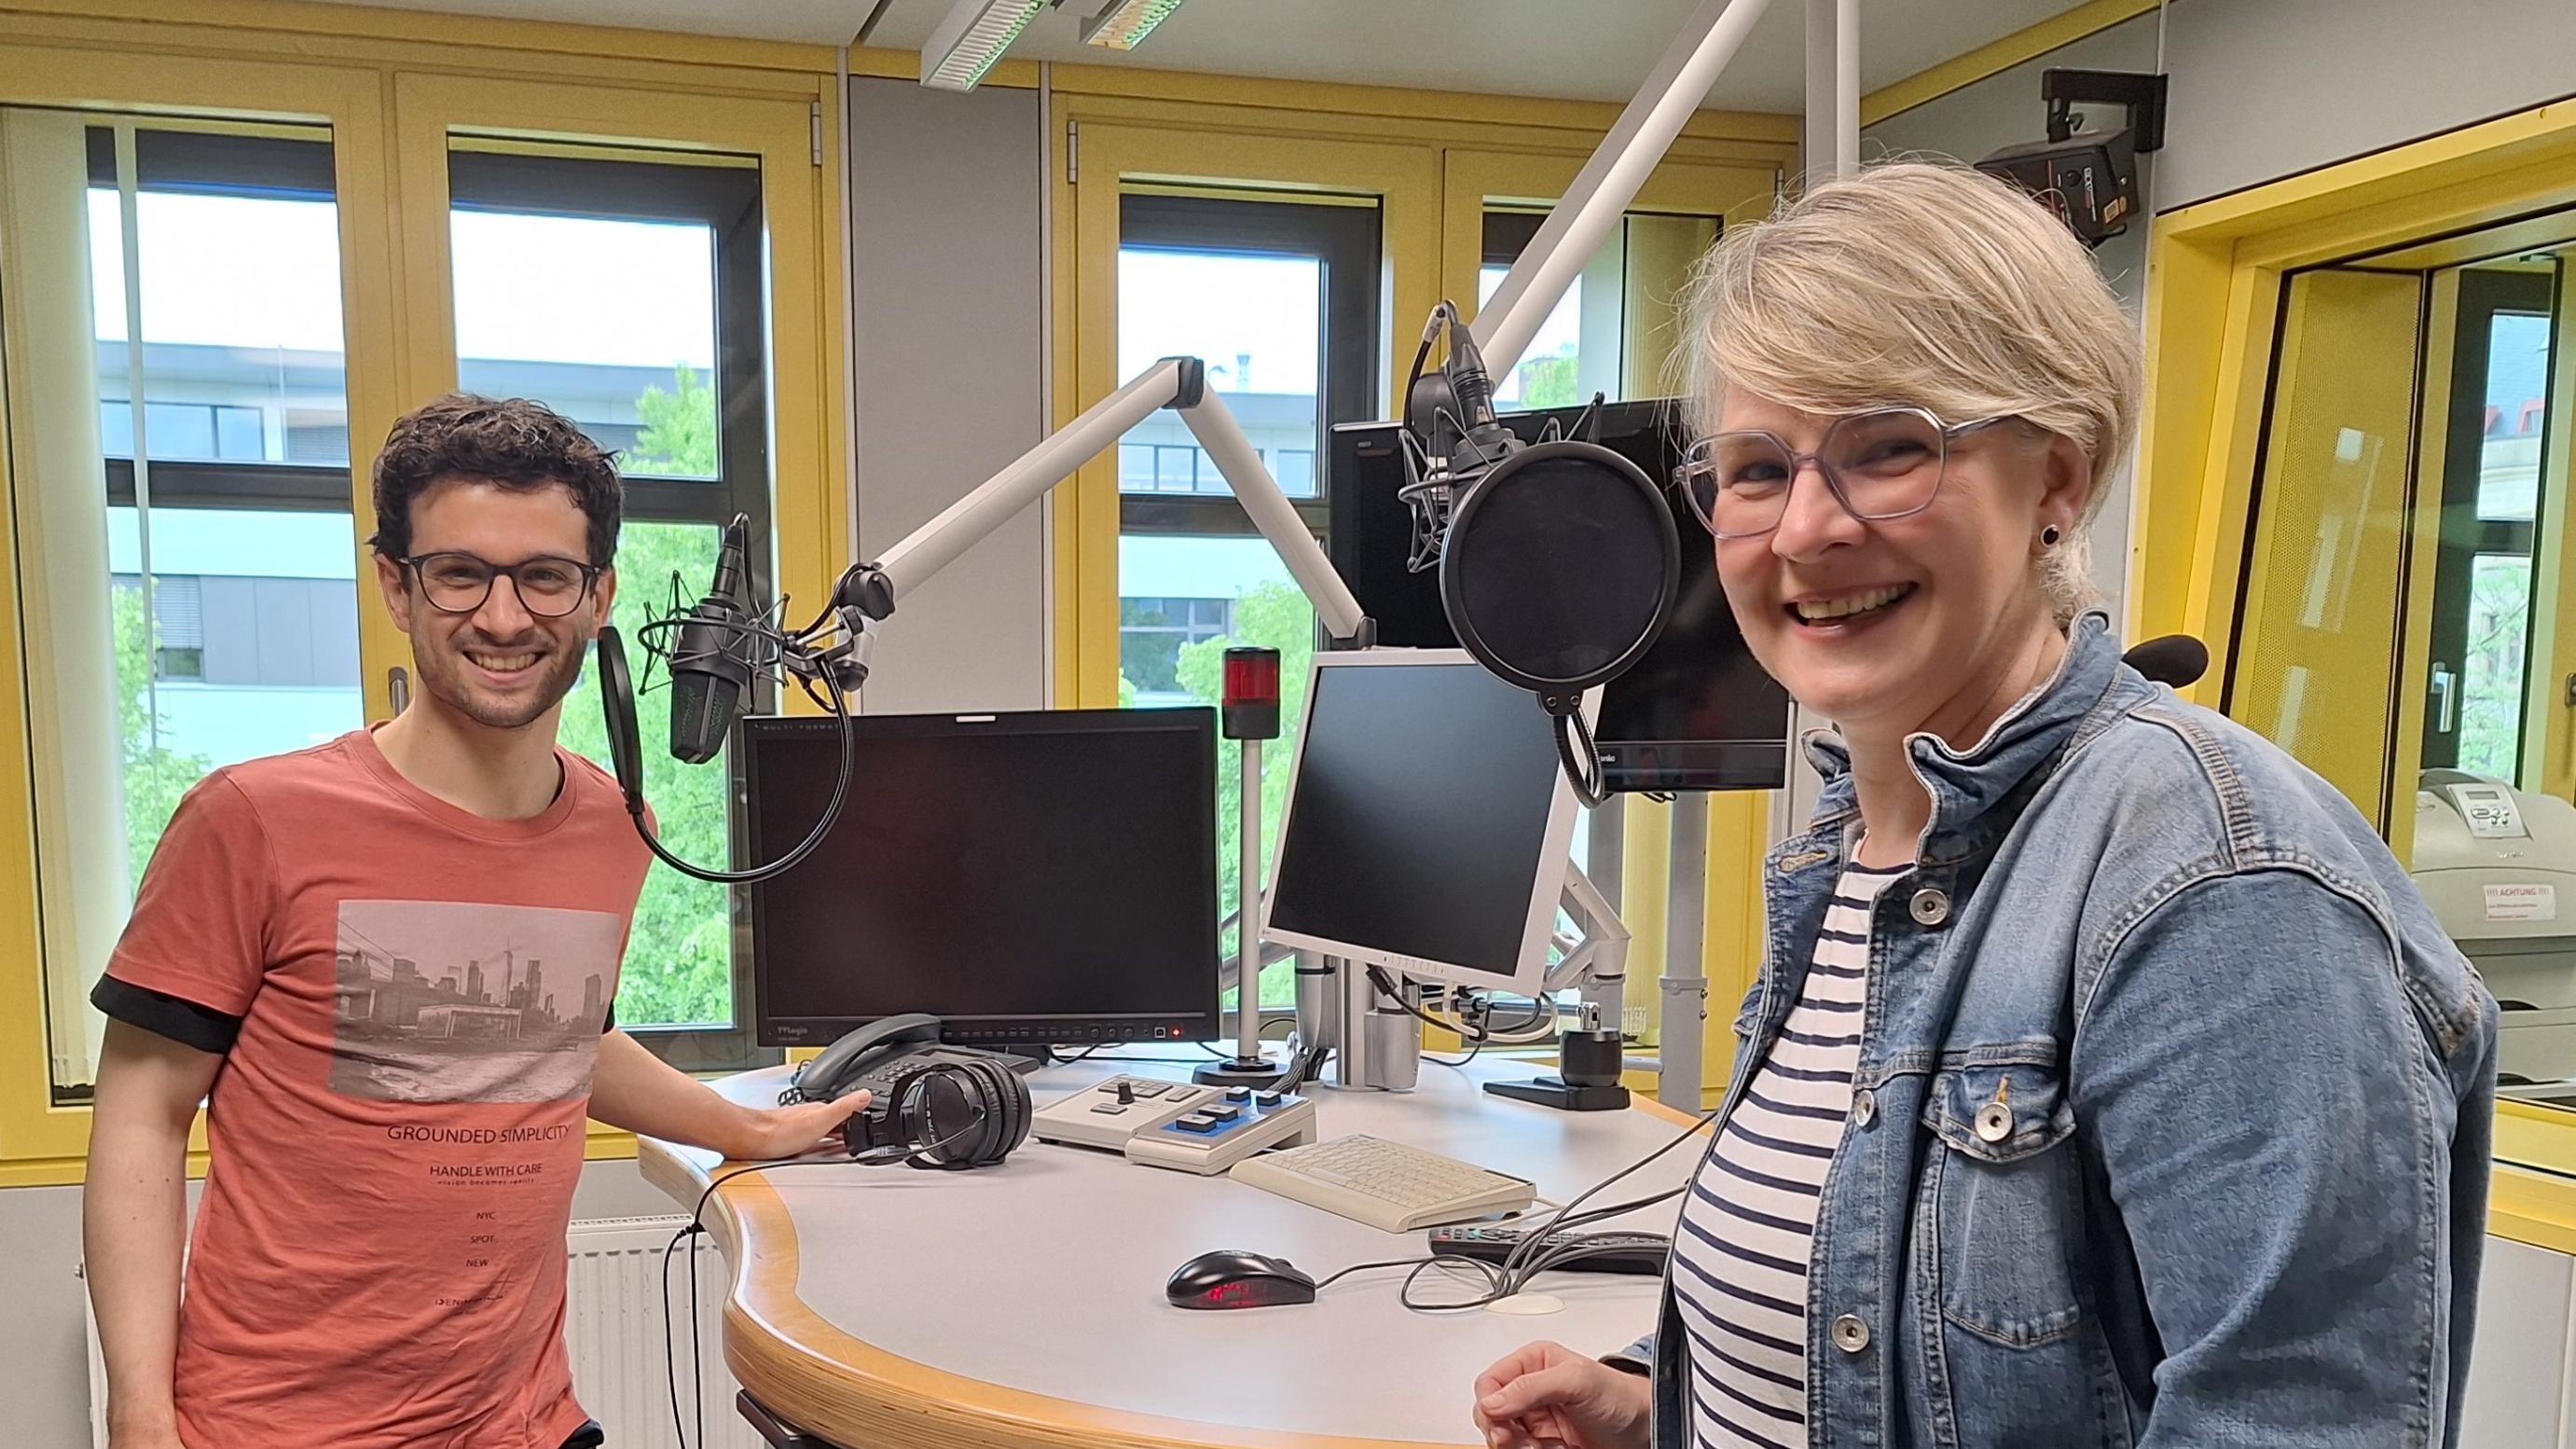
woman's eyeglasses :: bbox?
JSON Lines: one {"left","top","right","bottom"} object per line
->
{"left": 1674, "top": 407, "right": 2014, "bottom": 539}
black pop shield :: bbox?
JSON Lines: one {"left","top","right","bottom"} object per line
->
{"left": 1439, "top": 439, "right": 1679, "bottom": 802}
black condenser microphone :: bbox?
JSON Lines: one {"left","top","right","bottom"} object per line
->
{"left": 1399, "top": 307, "right": 1534, "bottom": 573}
{"left": 2122, "top": 633, "right": 2208, "bottom": 689}
{"left": 667, "top": 513, "right": 753, "bottom": 765}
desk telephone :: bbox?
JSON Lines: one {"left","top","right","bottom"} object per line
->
{"left": 784, "top": 1013, "right": 1031, "bottom": 1169}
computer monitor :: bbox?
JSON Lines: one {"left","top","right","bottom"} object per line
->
{"left": 741, "top": 709, "right": 1222, "bottom": 1051}
{"left": 1328, "top": 398, "right": 1793, "bottom": 793}
{"left": 1260, "top": 650, "right": 1579, "bottom": 994}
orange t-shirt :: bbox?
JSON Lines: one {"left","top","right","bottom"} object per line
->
{"left": 101, "top": 728, "right": 649, "bottom": 1449}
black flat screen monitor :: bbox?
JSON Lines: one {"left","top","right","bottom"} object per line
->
{"left": 742, "top": 709, "right": 1221, "bottom": 1051}
{"left": 1329, "top": 398, "right": 1792, "bottom": 792}
{"left": 1260, "top": 652, "right": 1577, "bottom": 994}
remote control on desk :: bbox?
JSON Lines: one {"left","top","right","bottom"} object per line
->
{"left": 1426, "top": 1224, "right": 1671, "bottom": 1276}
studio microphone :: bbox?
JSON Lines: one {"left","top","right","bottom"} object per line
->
{"left": 1398, "top": 305, "right": 1534, "bottom": 573}
{"left": 666, "top": 512, "right": 754, "bottom": 764}
{"left": 2122, "top": 634, "right": 2209, "bottom": 689}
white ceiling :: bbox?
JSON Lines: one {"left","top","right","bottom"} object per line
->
{"left": 325, "top": 0, "right": 2108, "bottom": 109}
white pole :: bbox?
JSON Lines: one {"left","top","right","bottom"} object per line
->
{"left": 1175, "top": 388, "right": 1369, "bottom": 642}
{"left": 1471, "top": 0, "right": 1776, "bottom": 378}
{"left": 1805, "top": 0, "right": 1860, "bottom": 184}
{"left": 1236, "top": 737, "right": 1263, "bottom": 1063}
{"left": 872, "top": 359, "right": 1182, "bottom": 597}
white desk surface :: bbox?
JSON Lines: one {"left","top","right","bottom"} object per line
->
{"left": 641, "top": 1054, "right": 1707, "bottom": 1449}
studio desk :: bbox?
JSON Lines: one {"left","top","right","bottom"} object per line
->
{"left": 641, "top": 1054, "right": 1707, "bottom": 1449}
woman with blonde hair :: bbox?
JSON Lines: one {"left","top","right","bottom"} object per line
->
{"left": 1470, "top": 161, "right": 2496, "bottom": 1449}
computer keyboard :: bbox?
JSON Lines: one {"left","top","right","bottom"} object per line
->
{"left": 1228, "top": 1134, "right": 1536, "bottom": 1233}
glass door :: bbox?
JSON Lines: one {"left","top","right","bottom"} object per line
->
{"left": 2424, "top": 264, "right": 2560, "bottom": 781}
{"left": 1114, "top": 189, "right": 1379, "bottom": 1011}
{"left": 2223, "top": 234, "right": 2576, "bottom": 1110}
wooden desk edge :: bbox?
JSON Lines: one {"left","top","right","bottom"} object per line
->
{"left": 639, "top": 1089, "right": 1714, "bottom": 1449}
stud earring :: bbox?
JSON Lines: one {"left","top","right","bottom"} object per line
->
{"left": 2040, "top": 524, "right": 2063, "bottom": 547}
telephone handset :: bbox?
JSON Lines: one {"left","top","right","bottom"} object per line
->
{"left": 792, "top": 1012, "right": 945, "bottom": 1103}
{"left": 783, "top": 1013, "right": 1033, "bottom": 1170}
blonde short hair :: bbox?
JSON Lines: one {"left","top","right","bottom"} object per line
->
{"left": 1678, "top": 160, "right": 2142, "bottom": 625}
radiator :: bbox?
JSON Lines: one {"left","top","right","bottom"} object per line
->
{"left": 88, "top": 1216, "right": 763, "bottom": 1449}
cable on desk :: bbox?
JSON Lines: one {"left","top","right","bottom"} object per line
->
{"left": 1494, "top": 1105, "right": 1717, "bottom": 1289}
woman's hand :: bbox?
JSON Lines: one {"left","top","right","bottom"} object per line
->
{"left": 1471, "top": 1340, "right": 1652, "bottom": 1449}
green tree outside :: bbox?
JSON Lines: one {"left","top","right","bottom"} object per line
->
{"left": 1515, "top": 352, "right": 1581, "bottom": 410}
{"left": 552, "top": 362, "right": 736, "bottom": 1026}
{"left": 113, "top": 586, "right": 213, "bottom": 891}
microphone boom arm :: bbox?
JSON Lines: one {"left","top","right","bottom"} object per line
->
{"left": 856, "top": 355, "right": 1369, "bottom": 642}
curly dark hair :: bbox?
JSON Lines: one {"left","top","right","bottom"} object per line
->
{"left": 369, "top": 393, "right": 622, "bottom": 566}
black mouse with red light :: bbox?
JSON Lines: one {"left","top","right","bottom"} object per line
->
{"left": 1166, "top": 1249, "right": 1318, "bottom": 1309}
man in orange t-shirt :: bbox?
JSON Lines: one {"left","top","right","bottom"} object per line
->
{"left": 82, "top": 395, "right": 860, "bottom": 1449}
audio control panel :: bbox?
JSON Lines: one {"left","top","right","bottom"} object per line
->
{"left": 1032, "top": 1075, "right": 1319, "bottom": 1176}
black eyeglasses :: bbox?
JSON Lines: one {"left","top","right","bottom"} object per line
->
{"left": 400, "top": 552, "right": 602, "bottom": 617}
{"left": 1674, "top": 407, "right": 2016, "bottom": 540}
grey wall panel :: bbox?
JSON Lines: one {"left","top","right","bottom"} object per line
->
{"left": 1860, "top": 11, "right": 2162, "bottom": 622}
{"left": 2159, "top": 0, "right": 2576, "bottom": 208}
{"left": 0, "top": 1182, "right": 96, "bottom": 1445}
{"left": 846, "top": 78, "right": 1050, "bottom": 716}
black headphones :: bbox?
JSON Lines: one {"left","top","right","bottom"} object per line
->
{"left": 788, "top": 1052, "right": 1031, "bottom": 1171}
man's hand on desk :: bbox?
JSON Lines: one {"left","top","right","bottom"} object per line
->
{"left": 1473, "top": 1341, "right": 1651, "bottom": 1449}
{"left": 725, "top": 1093, "right": 871, "bottom": 1162}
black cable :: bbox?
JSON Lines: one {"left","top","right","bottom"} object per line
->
{"left": 661, "top": 1104, "right": 996, "bottom": 1445}
{"left": 1422, "top": 1040, "right": 1482, "bottom": 1069}
{"left": 1495, "top": 1105, "right": 1717, "bottom": 1287}
{"left": 614, "top": 620, "right": 857, "bottom": 884}
{"left": 1367, "top": 966, "right": 1488, "bottom": 1042}
{"left": 1554, "top": 711, "right": 1609, "bottom": 809}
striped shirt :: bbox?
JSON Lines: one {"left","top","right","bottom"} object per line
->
{"left": 1672, "top": 861, "right": 1905, "bottom": 1449}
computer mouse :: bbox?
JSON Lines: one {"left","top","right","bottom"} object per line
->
{"left": 1166, "top": 1249, "right": 1319, "bottom": 1309}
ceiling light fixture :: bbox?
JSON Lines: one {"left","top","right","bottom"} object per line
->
{"left": 921, "top": 0, "right": 1048, "bottom": 90}
{"left": 1081, "top": 0, "right": 1188, "bottom": 50}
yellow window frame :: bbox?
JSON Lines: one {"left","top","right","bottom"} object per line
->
{"left": 2135, "top": 96, "right": 2576, "bottom": 1233}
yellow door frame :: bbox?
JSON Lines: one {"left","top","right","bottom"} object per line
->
{"left": 2134, "top": 97, "right": 2576, "bottom": 1227}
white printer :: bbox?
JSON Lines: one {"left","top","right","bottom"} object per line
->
{"left": 2413, "top": 770, "right": 2576, "bottom": 1088}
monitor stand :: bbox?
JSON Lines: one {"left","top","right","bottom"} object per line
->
{"left": 1192, "top": 1053, "right": 1290, "bottom": 1089}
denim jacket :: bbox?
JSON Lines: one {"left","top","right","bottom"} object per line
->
{"left": 1617, "top": 614, "right": 2498, "bottom": 1449}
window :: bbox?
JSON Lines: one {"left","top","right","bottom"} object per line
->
{"left": 1477, "top": 208, "right": 1723, "bottom": 405}
{"left": 7, "top": 117, "right": 362, "bottom": 1100}
{"left": 1119, "top": 596, "right": 1233, "bottom": 702}
{"left": 443, "top": 145, "right": 776, "bottom": 1069}
{"left": 1116, "top": 191, "right": 1378, "bottom": 1008}
{"left": 2431, "top": 274, "right": 2555, "bottom": 781}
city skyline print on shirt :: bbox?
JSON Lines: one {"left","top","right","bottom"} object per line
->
{"left": 329, "top": 899, "right": 622, "bottom": 1104}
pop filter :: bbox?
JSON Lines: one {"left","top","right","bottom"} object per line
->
{"left": 595, "top": 625, "right": 646, "bottom": 811}
{"left": 1439, "top": 438, "right": 1679, "bottom": 803}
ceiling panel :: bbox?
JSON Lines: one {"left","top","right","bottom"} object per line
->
{"left": 326, "top": 0, "right": 2117, "bottom": 109}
